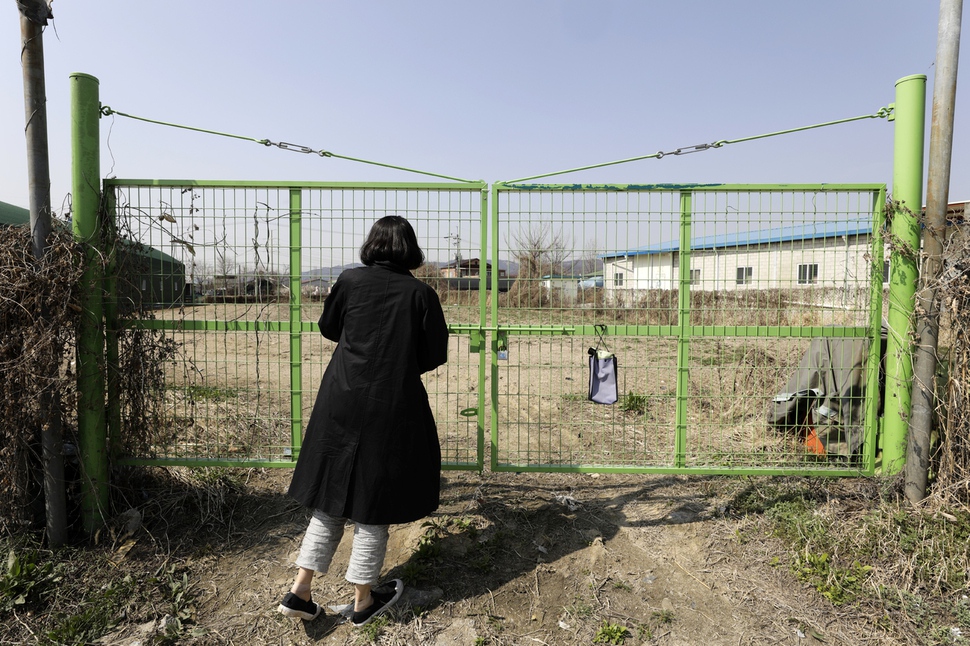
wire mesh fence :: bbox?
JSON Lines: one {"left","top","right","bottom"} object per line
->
{"left": 108, "top": 181, "right": 486, "bottom": 468}
{"left": 490, "top": 184, "right": 885, "bottom": 474}
{"left": 106, "top": 180, "right": 884, "bottom": 475}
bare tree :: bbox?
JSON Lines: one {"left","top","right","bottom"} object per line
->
{"left": 507, "top": 223, "right": 570, "bottom": 278}
{"left": 581, "top": 236, "right": 603, "bottom": 275}
{"left": 215, "top": 248, "right": 236, "bottom": 279}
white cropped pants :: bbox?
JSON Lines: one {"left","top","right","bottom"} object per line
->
{"left": 294, "top": 510, "right": 389, "bottom": 585}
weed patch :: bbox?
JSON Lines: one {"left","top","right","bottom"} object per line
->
{"left": 619, "top": 392, "right": 648, "bottom": 416}
{"left": 593, "top": 619, "right": 630, "bottom": 644}
{"left": 1, "top": 546, "right": 63, "bottom": 613}
{"left": 354, "top": 614, "right": 389, "bottom": 643}
{"left": 183, "top": 384, "right": 238, "bottom": 402}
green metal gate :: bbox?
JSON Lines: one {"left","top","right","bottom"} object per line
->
{"left": 106, "top": 179, "right": 885, "bottom": 477}
{"left": 489, "top": 183, "right": 886, "bottom": 475}
{"left": 107, "top": 180, "right": 488, "bottom": 471}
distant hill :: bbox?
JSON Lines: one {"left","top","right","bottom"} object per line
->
{"left": 496, "top": 259, "right": 519, "bottom": 277}
{"left": 304, "top": 259, "right": 523, "bottom": 280}
{"left": 302, "top": 263, "right": 362, "bottom": 280}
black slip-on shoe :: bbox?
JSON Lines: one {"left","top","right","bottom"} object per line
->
{"left": 277, "top": 592, "right": 323, "bottom": 620}
{"left": 351, "top": 579, "right": 404, "bottom": 627}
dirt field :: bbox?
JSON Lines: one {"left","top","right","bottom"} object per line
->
{"left": 140, "top": 300, "right": 862, "bottom": 472}
{"left": 89, "top": 468, "right": 897, "bottom": 646}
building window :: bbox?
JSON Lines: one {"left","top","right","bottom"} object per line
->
{"left": 797, "top": 263, "right": 819, "bottom": 285}
{"left": 689, "top": 269, "right": 701, "bottom": 285}
{"left": 614, "top": 272, "right": 624, "bottom": 287}
{"left": 736, "top": 266, "right": 753, "bottom": 285}
{"left": 883, "top": 260, "right": 890, "bottom": 284}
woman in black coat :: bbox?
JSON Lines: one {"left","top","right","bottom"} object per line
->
{"left": 278, "top": 216, "right": 449, "bottom": 626}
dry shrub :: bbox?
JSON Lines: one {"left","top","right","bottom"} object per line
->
{"left": 414, "top": 262, "right": 444, "bottom": 291}
{"left": 493, "top": 284, "right": 844, "bottom": 328}
{"left": 932, "top": 227, "right": 970, "bottom": 509}
{"left": 500, "top": 278, "right": 550, "bottom": 309}
{"left": 439, "top": 289, "right": 480, "bottom": 307}
{"left": 1, "top": 219, "right": 178, "bottom": 532}
{"left": 415, "top": 263, "right": 477, "bottom": 307}
{"left": 112, "top": 327, "right": 178, "bottom": 458}
{"left": 630, "top": 289, "right": 678, "bottom": 325}
{"left": 576, "top": 286, "right": 605, "bottom": 308}
{"left": 621, "top": 288, "right": 799, "bottom": 326}
{"left": 0, "top": 224, "right": 83, "bottom": 531}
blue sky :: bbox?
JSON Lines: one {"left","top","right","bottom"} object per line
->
{"left": 2, "top": 1, "right": 966, "bottom": 212}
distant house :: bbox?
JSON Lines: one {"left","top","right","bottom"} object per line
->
{"left": 440, "top": 258, "right": 507, "bottom": 279}
{"left": 212, "top": 275, "right": 240, "bottom": 298}
{"left": 601, "top": 201, "right": 969, "bottom": 296}
{"left": 0, "top": 200, "right": 30, "bottom": 226}
{"left": 578, "top": 272, "right": 604, "bottom": 289}
{"left": 123, "top": 244, "right": 188, "bottom": 307}
{"left": 245, "top": 276, "right": 278, "bottom": 299}
{"left": 439, "top": 258, "right": 512, "bottom": 291}
{"left": 301, "top": 277, "right": 330, "bottom": 300}
{"left": 540, "top": 274, "right": 581, "bottom": 301}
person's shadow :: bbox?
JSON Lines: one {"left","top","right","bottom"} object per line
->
{"left": 375, "top": 472, "right": 721, "bottom": 618}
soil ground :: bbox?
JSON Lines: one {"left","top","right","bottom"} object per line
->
{"left": 90, "top": 468, "right": 897, "bottom": 646}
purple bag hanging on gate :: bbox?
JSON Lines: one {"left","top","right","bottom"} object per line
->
{"left": 588, "top": 348, "right": 618, "bottom": 405}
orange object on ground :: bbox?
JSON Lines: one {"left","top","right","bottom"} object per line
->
{"left": 804, "top": 427, "right": 826, "bottom": 455}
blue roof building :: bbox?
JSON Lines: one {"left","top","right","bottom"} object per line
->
{"left": 600, "top": 218, "right": 881, "bottom": 294}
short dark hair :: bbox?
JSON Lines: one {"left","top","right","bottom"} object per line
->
{"left": 359, "top": 215, "right": 425, "bottom": 270}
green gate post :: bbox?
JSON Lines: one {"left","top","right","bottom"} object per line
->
{"left": 289, "top": 189, "right": 303, "bottom": 458}
{"left": 883, "top": 74, "right": 926, "bottom": 474}
{"left": 864, "top": 188, "right": 889, "bottom": 475}
{"left": 489, "top": 183, "right": 501, "bottom": 472}
{"left": 71, "top": 72, "right": 108, "bottom": 532}
{"left": 674, "top": 191, "right": 692, "bottom": 468}
{"left": 477, "top": 186, "right": 489, "bottom": 471}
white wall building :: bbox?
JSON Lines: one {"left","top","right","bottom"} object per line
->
{"left": 601, "top": 219, "right": 881, "bottom": 294}
{"left": 540, "top": 274, "right": 580, "bottom": 301}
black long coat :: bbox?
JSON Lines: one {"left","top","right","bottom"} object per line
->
{"left": 287, "top": 262, "right": 449, "bottom": 525}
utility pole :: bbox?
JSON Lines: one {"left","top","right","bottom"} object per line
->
{"left": 17, "top": 0, "right": 66, "bottom": 546}
{"left": 907, "top": 0, "right": 963, "bottom": 503}
{"left": 445, "top": 229, "right": 461, "bottom": 271}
